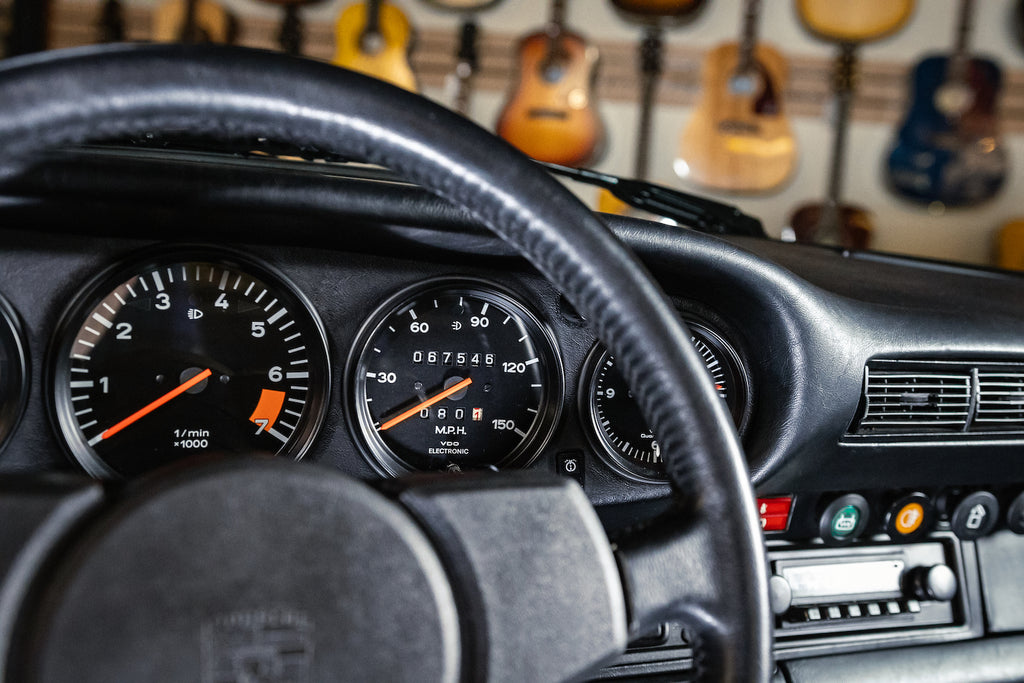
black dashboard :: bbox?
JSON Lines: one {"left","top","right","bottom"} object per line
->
{"left": 4, "top": 144, "right": 1024, "bottom": 680}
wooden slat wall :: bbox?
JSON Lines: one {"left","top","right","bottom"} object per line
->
{"left": 15, "top": 0, "right": 1024, "bottom": 131}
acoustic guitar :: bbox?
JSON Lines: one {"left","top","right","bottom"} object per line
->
{"left": 152, "top": 0, "right": 234, "bottom": 44}
{"left": 796, "top": 0, "right": 915, "bottom": 44}
{"left": 495, "top": 0, "right": 604, "bottom": 167}
{"left": 420, "top": 1, "right": 501, "bottom": 115}
{"left": 253, "top": 0, "right": 328, "bottom": 56}
{"left": 608, "top": 0, "right": 705, "bottom": 22}
{"left": 789, "top": 45, "right": 872, "bottom": 249}
{"left": 885, "top": 0, "right": 1007, "bottom": 207}
{"left": 332, "top": 0, "right": 418, "bottom": 92}
{"left": 598, "top": 0, "right": 704, "bottom": 215}
{"left": 676, "top": 0, "right": 796, "bottom": 193}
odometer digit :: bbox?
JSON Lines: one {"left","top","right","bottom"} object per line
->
{"left": 348, "top": 280, "right": 562, "bottom": 475}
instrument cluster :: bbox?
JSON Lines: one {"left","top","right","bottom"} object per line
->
{"left": 0, "top": 246, "right": 751, "bottom": 485}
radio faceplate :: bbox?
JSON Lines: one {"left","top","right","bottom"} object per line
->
{"left": 769, "top": 533, "right": 983, "bottom": 659}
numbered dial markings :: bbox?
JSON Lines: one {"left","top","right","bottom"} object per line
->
{"left": 51, "top": 252, "right": 330, "bottom": 478}
{"left": 583, "top": 322, "right": 747, "bottom": 482}
{"left": 350, "top": 281, "right": 562, "bottom": 475}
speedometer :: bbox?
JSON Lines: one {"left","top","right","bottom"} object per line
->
{"left": 347, "top": 279, "right": 563, "bottom": 476}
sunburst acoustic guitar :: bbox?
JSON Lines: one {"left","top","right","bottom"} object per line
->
{"left": 495, "top": 0, "right": 604, "bottom": 167}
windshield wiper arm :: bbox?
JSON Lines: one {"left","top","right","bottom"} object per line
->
{"left": 539, "top": 162, "right": 766, "bottom": 239}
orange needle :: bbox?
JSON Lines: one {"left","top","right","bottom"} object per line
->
{"left": 379, "top": 377, "right": 473, "bottom": 432}
{"left": 100, "top": 368, "right": 213, "bottom": 441}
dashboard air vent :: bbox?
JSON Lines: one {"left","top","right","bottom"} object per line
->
{"left": 975, "top": 373, "right": 1024, "bottom": 430}
{"left": 856, "top": 370, "right": 972, "bottom": 434}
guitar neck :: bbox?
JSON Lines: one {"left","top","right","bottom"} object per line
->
{"left": 549, "top": 0, "right": 567, "bottom": 29}
{"left": 363, "top": 0, "right": 383, "bottom": 41}
{"left": 181, "top": 0, "right": 200, "bottom": 43}
{"left": 949, "top": 0, "right": 975, "bottom": 80}
{"left": 736, "top": 0, "right": 762, "bottom": 74}
{"left": 820, "top": 43, "right": 857, "bottom": 239}
{"left": 634, "top": 26, "right": 663, "bottom": 181}
{"left": 451, "top": 19, "right": 479, "bottom": 115}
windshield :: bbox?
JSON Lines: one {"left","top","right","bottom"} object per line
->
{"left": 4, "top": 0, "right": 1020, "bottom": 270}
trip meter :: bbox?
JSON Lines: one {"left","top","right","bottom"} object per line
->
{"left": 49, "top": 248, "right": 330, "bottom": 478}
{"left": 348, "top": 279, "right": 562, "bottom": 476}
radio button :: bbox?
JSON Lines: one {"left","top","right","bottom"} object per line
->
{"left": 885, "top": 601, "right": 902, "bottom": 615}
{"left": 827, "top": 605, "right": 842, "bottom": 619}
{"left": 866, "top": 602, "right": 882, "bottom": 616}
{"left": 847, "top": 604, "right": 862, "bottom": 618}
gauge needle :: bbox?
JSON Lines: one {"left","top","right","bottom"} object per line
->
{"left": 99, "top": 368, "right": 212, "bottom": 441}
{"left": 380, "top": 377, "right": 473, "bottom": 432}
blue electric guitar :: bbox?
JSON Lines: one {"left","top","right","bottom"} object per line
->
{"left": 885, "top": 0, "right": 1007, "bottom": 207}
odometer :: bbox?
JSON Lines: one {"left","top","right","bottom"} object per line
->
{"left": 348, "top": 280, "right": 562, "bottom": 475}
{"left": 50, "top": 249, "right": 330, "bottom": 478}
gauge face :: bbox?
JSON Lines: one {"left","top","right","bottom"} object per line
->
{"left": 0, "top": 293, "right": 28, "bottom": 454}
{"left": 349, "top": 280, "right": 562, "bottom": 475}
{"left": 582, "top": 322, "right": 747, "bottom": 482}
{"left": 50, "top": 249, "right": 330, "bottom": 478}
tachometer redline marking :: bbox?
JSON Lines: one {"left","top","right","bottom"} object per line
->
{"left": 379, "top": 377, "right": 473, "bottom": 432}
{"left": 97, "top": 368, "right": 212, "bottom": 442}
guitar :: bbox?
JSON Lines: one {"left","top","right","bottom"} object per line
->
{"left": 609, "top": 0, "right": 705, "bottom": 22}
{"left": 446, "top": 20, "right": 480, "bottom": 116}
{"left": 420, "top": 2, "right": 502, "bottom": 116}
{"left": 332, "top": 0, "right": 418, "bottom": 92}
{"left": 152, "top": 0, "right": 234, "bottom": 44}
{"left": 796, "top": 0, "right": 916, "bottom": 43}
{"left": 495, "top": 0, "right": 604, "bottom": 167}
{"left": 252, "top": 0, "right": 329, "bottom": 56}
{"left": 675, "top": 0, "right": 796, "bottom": 193}
{"left": 789, "top": 45, "right": 872, "bottom": 249}
{"left": 885, "top": 0, "right": 1007, "bottom": 207}
{"left": 598, "top": 0, "right": 704, "bottom": 215}
{"left": 597, "top": 27, "right": 662, "bottom": 215}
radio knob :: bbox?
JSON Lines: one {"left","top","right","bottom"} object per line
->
{"left": 769, "top": 575, "right": 793, "bottom": 615}
{"left": 906, "top": 564, "right": 958, "bottom": 602}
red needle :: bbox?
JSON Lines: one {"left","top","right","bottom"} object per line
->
{"left": 99, "top": 368, "right": 213, "bottom": 441}
{"left": 379, "top": 377, "right": 473, "bottom": 432}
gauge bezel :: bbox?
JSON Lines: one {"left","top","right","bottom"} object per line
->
{"left": 47, "top": 246, "right": 331, "bottom": 478}
{"left": 0, "top": 293, "right": 29, "bottom": 456}
{"left": 345, "top": 277, "right": 564, "bottom": 477}
{"left": 579, "top": 319, "right": 749, "bottom": 484}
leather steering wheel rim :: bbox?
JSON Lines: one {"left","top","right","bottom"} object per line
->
{"left": 0, "top": 44, "right": 770, "bottom": 681}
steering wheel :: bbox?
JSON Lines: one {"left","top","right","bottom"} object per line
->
{"left": 0, "top": 45, "right": 769, "bottom": 682}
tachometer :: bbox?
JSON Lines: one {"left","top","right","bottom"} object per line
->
{"left": 348, "top": 279, "right": 562, "bottom": 476}
{"left": 49, "top": 248, "right": 330, "bottom": 478}
{"left": 581, "top": 321, "right": 747, "bottom": 482}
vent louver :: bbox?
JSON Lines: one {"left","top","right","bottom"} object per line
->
{"left": 857, "top": 370, "right": 972, "bottom": 434}
{"left": 975, "top": 373, "right": 1024, "bottom": 430}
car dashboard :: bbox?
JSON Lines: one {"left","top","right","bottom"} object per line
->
{"left": 2, "top": 146, "right": 1024, "bottom": 681}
